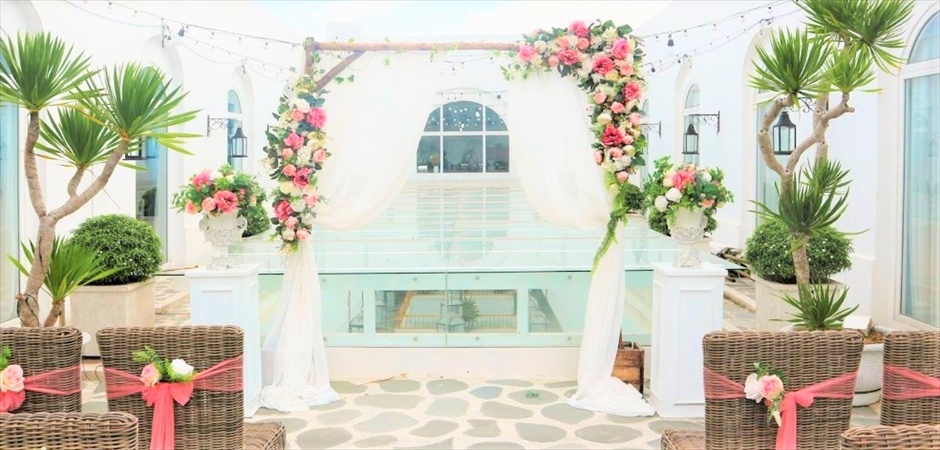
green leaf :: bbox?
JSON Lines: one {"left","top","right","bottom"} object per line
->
{"left": 34, "top": 107, "right": 121, "bottom": 169}
{"left": 0, "top": 32, "right": 98, "bottom": 111}
{"left": 748, "top": 28, "right": 830, "bottom": 99}
{"left": 10, "top": 236, "right": 121, "bottom": 302}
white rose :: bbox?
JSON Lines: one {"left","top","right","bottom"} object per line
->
{"left": 591, "top": 73, "right": 603, "bottom": 84}
{"left": 665, "top": 187, "right": 682, "bottom": 202}
{"left": 534, "top": 40, "right": 547, "bottom": 52}
{"left": 744, "top": 373, "right": 763, "bottom": 402}
{"left": 260, "top": 158, "right": 273, "bottom": 170}
{"left": 654, "top": 196, "right": 668, "bottom": 212}
{"left": 279, "top": 181, "right": 294, "bottom": 194}
{"left": 292, "top": 98, "right": 311, "bottom": 113}
{"left": 291, "top": 185, "right": 302, "bottom": 196}
{"left": 602, "top": 28, "right": 617, "bottom": 41}
{"left": 290, "top": 199, "right": 305, "bottom": 212}
{"left": 663, "top": 169, "right": 676, "bottom": 187}
{"left": 296, "top": 148, "right": 312, "bottom": 165}
{"left": 281, "top": 229, "right": 296, "bottom": 241}
{"left": 277, "top": 116, "right": 290, "bottom": 128}
{"left": 624, "top": 145, "right": 635, "bottom": 156}
{"left": 302, "top": 184, "right": 317, "bottom": 195}
{"left": 170, "top": 359, "right": 194, "bottom": 377}
{"left": 210, "top": 171, "right": 222, "bottom": 179}
{"left": 567, "top": 35, "right": 578, "bottom": 47}
{"left": 597, "top": 113, "right": 612, "bottom": 125}
{"left": 619, "top": 156, "right": 633, "bottom": 166}
{"left": 701, "top": 171, "right": 712, "bottom": 182}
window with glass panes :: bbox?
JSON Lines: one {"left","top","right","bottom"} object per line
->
{"left": 417, "top": 101, "right": 509, "bottom": 174}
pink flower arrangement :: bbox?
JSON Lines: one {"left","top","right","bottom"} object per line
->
{"left": 601, "top": 125, "right": 624, "bottom": 146}
{"left": 611, "top": 38, "right": 631, "bottom": 59}
{"left": 744, "top": 362, "right": 787, "bottom": 426}
{"left": 558, "top": 49, "right": 580, "bottom": 65}
{"left": 518, "top": 44, "right": 538, "bottom": 62}
{"left": 191, "top": 170, "right": 211, "bottom": 190}
{"left": 140, "top": 363, "right": 160, "bottom": 388}
{"left": 623, "top": 81, "right": 642, "bottom": 101}
{"left": 213, "top": 191, "right": 238, "bottom": 213}
{"left": 0, "top": 363, "right": 24, "bottom": 393}
{"left": 570, "top": 20, "right": 590, "bottom": 38}
{"left": 284, "top": 132, "right": 304, "bottom": 149}
{"left": 593, "top": 55, "right": 614, "bottom": 75}
{"left": 306, "top": 107, "right": 327, "bottom": 129}
{"left": 173, "top": 164, "right": 265, "bottom": 217}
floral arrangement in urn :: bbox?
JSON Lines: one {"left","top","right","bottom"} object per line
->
{"left": 502, "top": 20, "right": 647, "bottom": 267}
{"left": 0, "top": 346, "right": 24, "bottom": 395}
{"left": 744, "top": 362, "right": 788, "bottom": 426}
{"left": 132, "top": 346, "right": 196, "bottom": 385}
{"left": 262, "top": 75, "right": 328, "bottom": 252}
{"left": 643, "top": 156, "right": 733, "bottom": 225}
{"left": 171, "top": 164, "right": 263, "bottom": 216}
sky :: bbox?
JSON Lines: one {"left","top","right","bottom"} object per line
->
{"left": 255, "top": 1, "right": 672, "bottom": 41}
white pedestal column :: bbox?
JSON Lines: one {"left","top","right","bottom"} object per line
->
{"left": 186, "top": 264, "right": 262, "bottom": 418}
{"left": 648, "top": 262, "right": 726, "bottom": 418}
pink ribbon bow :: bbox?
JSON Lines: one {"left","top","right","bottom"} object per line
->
{"left": 104, "top": 356, "right": 243, "bottom": 450}
{"left": 882, "top": 364, "right": 940, "bottom": 400}
{"left": 0, "top": 366, "right": 82, "bottom": 413}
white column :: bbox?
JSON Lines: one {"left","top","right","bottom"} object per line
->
{"left": 186, "top": 264, "right": 262, "bottom": 418}
{"left": 648, "top": 262, "right": 726, "bottom": 418}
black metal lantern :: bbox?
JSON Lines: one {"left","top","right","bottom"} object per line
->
{"left": 683, "top": 123, "right": 699, "bottom": 155}
{"left": 773, "top": 111, "right": 796, "bottom": 155}
{"left": 229, "top": 125, "right": 248, "bottom": 158}
{"left": 123, "top": 137, "right": 153, "bottom": 160}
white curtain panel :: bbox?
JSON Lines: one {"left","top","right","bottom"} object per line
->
{"left": 508, "top": 72, "right": 655, "bottom": 417}
{"left": 261, "top": 52, "right": 443, "bottom": 412}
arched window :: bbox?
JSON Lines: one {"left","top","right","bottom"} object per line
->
{"left": 900, "top": 12, "right": 940, "bottom": 327}
{"left": 417, "top": 101, "right": 509, "bottom": 174}
{"left": 0, "top": 52, "right": 19, "bottom": 322}
{"left": 135, "top": 67, "right": 168, "bottom": 259}
{"left": 227, "top": 89, "right": 244, "bottom": 170}
{"left": 682, "top": 84, "right": 700, "bottom": 164}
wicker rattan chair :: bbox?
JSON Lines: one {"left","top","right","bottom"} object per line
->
{"left": 97, "top": 326, "right": 285, "bottom": 450}
{"left": 0, "top": 326, "right": 83, "bottom": 413}
{"left": 662, "top": 331, "right": 864, "bottom": 450}
{"left": 840, "top": 424, "right": 940, "bottom": 449}
{"left": 881, "top": 330, "right": 940, "bottom": 427}
{"left": 0, "top": 412, "right": 139, "bottom": 450}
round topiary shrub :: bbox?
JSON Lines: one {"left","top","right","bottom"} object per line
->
{"left": 745, "top": 218, "right": 852, "bottom": 284}
{"left": 622, "top": 183, "right": 644, "bottom": 213}
{"left": 646, "top": 209, "right": 718, "bottom": 236}
{"left": 241, "top": 202, "right": 271, "bottom": 238}
{"left": 70, "top": 214, "right": 163, "bottom": 285}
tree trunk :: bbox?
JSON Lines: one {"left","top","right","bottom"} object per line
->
{"left": 791, "top": 233, "right": 812, "bottom": 292}
{"left": 16, "top": 111, "right": 47, "bottom": 327}
{"left": 19, "top": 219, "right": 57, "bottom": 327}
{"left": 43, "top": 301, "right": 65, "bottom": 327}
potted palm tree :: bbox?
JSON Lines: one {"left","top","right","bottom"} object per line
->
{"left": 0, "top": 32, "right": 197, "bottom": 327}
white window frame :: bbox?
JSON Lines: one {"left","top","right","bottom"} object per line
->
{"left": 226, "top": 88, "right": 244, "bottom": 169}
{"left": 417, "top": 97, "right": 510, "bottom": 178}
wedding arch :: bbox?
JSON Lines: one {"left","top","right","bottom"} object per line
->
{"left": 259, "top": 20, "right": 653, "bottom": 417}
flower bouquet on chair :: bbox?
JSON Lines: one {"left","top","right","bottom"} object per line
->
{"left": 643, "top": 156, "right": 733, "bottom": 267}
{"left": 0, "top": 345, "right": 81, "bottom": 413}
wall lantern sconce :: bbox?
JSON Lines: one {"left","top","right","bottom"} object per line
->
{"left": 206, "top": 116, "right": 229, "bottom": 136}
{"left": 641, "top": 121, "right": 662, "bottom": 138}
{"left": 772, "top": 110, "right": 796, "bottom": 156}
{"left": 683, "top": 123, "right": 699, "bottom": 155}
{"left": 229, "top": 124, "right": 248, "bottom": 159}
{"left": 682, "top": 112, "right": 720, "bottom": 155}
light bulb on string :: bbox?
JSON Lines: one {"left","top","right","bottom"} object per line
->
{"left": 667, "top": 34, "right": 674, "bottom": 47}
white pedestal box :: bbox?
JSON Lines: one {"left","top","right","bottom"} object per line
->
{"left": 648, "top": 262, "right": 726, "bottom": 418}
{"left": 186, "top": 264, "right": 262, "bottom": 418}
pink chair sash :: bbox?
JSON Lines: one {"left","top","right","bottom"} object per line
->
{"left": 704, "top": 367, "right": 857, "bottom": 450}
{"left": 104, "top": 356, "right": 243, "bottom": 450}
{"left": 883, "top": 364, "right": 940, "bottom": 400}
{"left": 0, "top": 366, "right": 82, "bottom": 413}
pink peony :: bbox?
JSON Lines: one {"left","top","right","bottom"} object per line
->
{"left": 274, "top": 200, "right": 293, "bottom": 221}
{"left": 293, "top": 167, "right": 312, "bottom": 188}
{"left": 517, "top": 44, "right": 538, "bottom": 62}
{"left": 623, "top": 81, "right": 642, "bottom": 101}
{"left": 555, "top": 36, "right": 570, "bottom": 49}
{"left": 548, "top": 55, "right": 560, "bottom": 67}
{"left": 610, "top": 148, "right": 623, "bottom": 158}
{"left": 671, "top": 170, "right": 696, "bottom": 191}
{"left": 758, "top": 375, "right": 785, "bottom": 400}
{"left": 577, "top": 37, "right": 590, "bottom": 51}
{"left": 282, "top": 147, "right": 294, "bottom": 159}
{"left": 701, "top": 198, "right": 716, "bottom": 208}
{"left": 601, "top": 124, "right": 623, "bottom": 147}
{"left": 140, "top": 363, "right": 160, "bottom": 388}
{"left": 290, "top": 109, "right": 304, "bottom": 122}
{"left": 191, "top": 170, "right": 211, "bottom": 189}
{"left": 213, "top": 191, "right": 238, "bottom": 213}
{"left": 313, "top": 149, "right": 327, "bottom": 163}
{"left": 570, "top": 20, "right": 589, "bottom": 38}
{"left": 616, "top": 171, "right": 629, "bottom": 183}
{"left": 283, "top": 132, "right": 304, "bottom": 149}
{"left": 201, "top": 197, "right": 216, "bottom": 213}
{"left": 592, "top": 55, "right": 614, "bottom": 75}
{"left": 307, "top": 107, "right": 327, "bottom": 129}
{"left": 558, "top": 49, "right": 580, "bottom": 65}
{"left": 0, "top": 364, "right": 24, "bottom": 393}
{"left": 610, "top": 102, "right": 626, "bottom": 114}
{"left": 628, "top": 112, "right": 642, "bottom": 126}
{"left": 304, "top": 194, "right": 319, "bottom": 207}
{"left": 611, "top": 38, "right": 631, "bottom": 59}
{"left": 283, "top": 164, "right": 297, "bottom": 177}
{"left": 285, "top": 217, "right": 298, "bottom": 230}
{"left": 593, "top": 91, "right": 607, "bottom": 104}
{"left": 184, "top": 200, "right": 197, "bottom": 214}
{"left": 594, "top": 151, "right": 604, "bottom": 164}
{"left": 296, "top": 229, "right": 310, "bottom": 240}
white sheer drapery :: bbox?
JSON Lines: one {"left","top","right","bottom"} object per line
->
{"left": 261, "top": 53, "right": 443, "bottom": 412}
{"left": 508, "top": 72, "right": 655, "bottom": 416}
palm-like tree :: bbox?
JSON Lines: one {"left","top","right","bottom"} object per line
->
{"left": 0, "top": 32, "right": 199, "bottom": 327}
{"left": 748, "top": 0, "right": 913, "bottom": 295}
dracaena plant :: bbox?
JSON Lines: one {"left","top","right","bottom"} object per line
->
{"left": 0, "top": 32, "right": 199, "bottom": 327}
{"left": 781, "top": 284, "right": 859, "bottom": 331}
{"left": 748, "top": 0, "right": 913, "bottom": 303}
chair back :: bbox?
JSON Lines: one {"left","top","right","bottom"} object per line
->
{"left": 97, "top": 326, "right": 245, "bottom": 449}
{"left": 840, "top": 424, "right": 940, "bottom": 450}
{"left": 703, "top": 331, "right": 863, "bottom": 450}
{"left": 881, "top": 330, "right": 940, "bottom": 426}
{"left": 0, "top": 412, "right": 138, "bottom": 450}
{"left": 0, "top": 326, "right": 83, "bottom": 413}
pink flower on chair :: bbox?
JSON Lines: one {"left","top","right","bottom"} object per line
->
{"left": 139, "top": 364, "right": 160, "bottom": 388}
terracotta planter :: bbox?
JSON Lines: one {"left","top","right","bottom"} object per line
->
{"left": 70, "top": 278, "right": 156, "bottom": 356}
{"left": 754, "top": 276, "right": 844, "bottom": 331}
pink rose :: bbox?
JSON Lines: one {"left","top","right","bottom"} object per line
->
{"left": 184, "top": 200, "right": 197, "bottom": 214}
{"left": 623, "top": 81, "right": 642, "bottom": 101}
{"left": 274, "top": 200, "right": 293, "bottom": 221}
{"left": 307, "top": 107, "right": 327, "bottom": 129}
{"left": 283, "top": 132, "right": 304, "bottom": 149}
{"left": 701, "top": 198, "right": 716, "bottom": 208}
{"left": 517, "top": 44, "right": 537, "bottom": 62}
{"left": 671, "top": 170, "right": 696, "bottom": 190}
{"left": 620, "top": 64, "right": 634, "bottom": 77}
{"left": 201, "top": 197, "right": 216, "bottom": 213}
{"left": 628, "top": 112, "right": 642, "bottom": 126}
{"left": 304, "top": 194, "right": 319, "bottom": 207}
{"left": 0, "top": 364, "right": 25, "bottom": 393}
{"left": 601, "top": 124, "right": 623, "bottom": 147}
{"left": 293, "top": 167, "right": 312, "bottom": 188}
{"left": 213, "top": 191, "right": 238, "bottom": 213}
{"left": 610, "top": 147, "right": 623, "bottom": 158}
{"left": 555, "top": 36, "right": 570, "bottom": 49}
{"left": 282, "top": 147, "right": 294, "bottom": 159}
{"left": 593, "top": 91, "right": 607, "bottom": 104}
{"left": 623, "top": 133, "right": 634, "bottom": 145}
{"left": 758, "top": 375, "right": 784, "bottom": 400}
{"left": 191, "top": 170, "right": 211, "bottom": 189}
{"left": 283, "top": 164, "right": 297, "bottom": 177}
{"left": 594, "top": 151, "right": 603, "bottom": 164}
{"left": 140, "top": 363, "right": 160, "bottom": 388}
{"left": 548, "top": 56, "right": 559, "bottom": 67}
{"left": 611, "top": 38, "right": 631, "bottom": 60}
{"left": 285, "top": 217, "right": 298, "bottom": 230}
{"left": 558, "top": 49, "right": 580, "bottom": 65}
{"left": 570, "top": 20, "right": 589, "bottom": 38}
{"left": 313, "top": 149, "right": 327, "bottom": 163}
{"left": 610, "top": 102, "right": 626, "bottom": 114}
{"left": 296, "top": 229, "right": 310, "bottom": 240}
{"left": 290, "top": 109, "right": 304, "bottom": 122}
{"left": 577, "top": 37, "right": 590, "bottom": 51}
{"left": 592, "top": 55, "right": 614, "bottom": 75}
{"left": 616, "top": 171, "right": 629, "bottom": 183}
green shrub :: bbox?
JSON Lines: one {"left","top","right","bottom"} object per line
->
{"left": 622, "top": 183, "right": 644, "bottom": 213}
{"left": 70, "top": 214, "right": 163, "bottom": 285}
{"left": 241, "top": 202, "right": 271, "bottom": 238}
{"left": 745, "top": 218, "right": 852, "bottom": 284}
{"left": 646, "top": 209, "right": 718, "bottom": 236}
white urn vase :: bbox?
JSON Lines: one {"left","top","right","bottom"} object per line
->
{"left": 668, "top": 207, "right": 707, "bottom": 268}
{"left": 199, "top": 209, "right": 248, "bottom": 270}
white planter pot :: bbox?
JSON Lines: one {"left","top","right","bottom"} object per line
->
{"left": 199, "top": 209, "right": 248, "bottom": 270}
{"left": 754, "top": 276, "right": 844, "bottom": 332}
{"left": 70, "top": 278, "right": 156, "bottom": 357}
{"left": 667, "top": 207, "right": 707, "bottom": 268}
